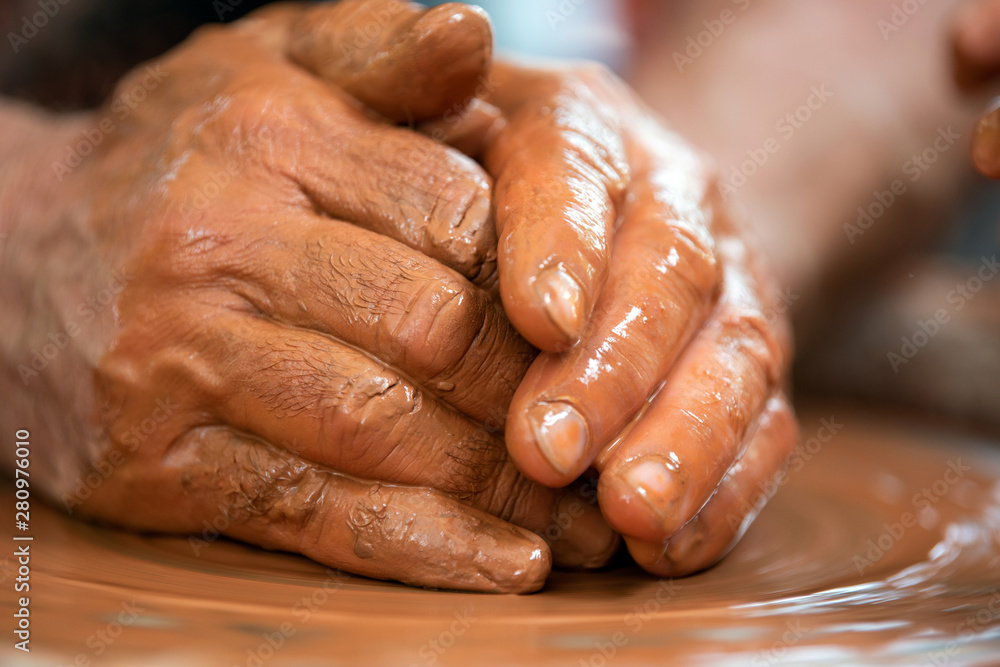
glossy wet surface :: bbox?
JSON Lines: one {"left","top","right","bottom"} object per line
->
{"left": 4, "top": 406, "right": 1000, "bottom": 665}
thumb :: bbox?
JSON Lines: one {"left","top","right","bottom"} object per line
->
{"left": 287, "top": 0, "right": 493, "bottom": 123}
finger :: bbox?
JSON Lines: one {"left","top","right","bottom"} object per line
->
{"left": 503, "top": 134, "right": 721, "bottom": 487}
{"left": 595, "top": 244, "right": 788, "bottom": 542}
{"left": 199, "top": 210, "right": 530, "bottom": 425}
{"left": 288, "top": 0, "right": 493, "bottom": 123}
{"left": 484, "top": 63, "right": 630, "bottom": 351}
{"left": 104, "top": 293, "right": 619, "bottom": 572}
{"left": 624, "top": 395, "right": 799, "bottom": 577}
{"left": 180, "top": 307, "right": 617, "bottom": 568}
{"left": 476, "top": 468, "right": 621, "bottom": 571}
{"left": 419, "top": 97, "right": 506, "bottom": 159}
{"left": 953, "top": 0, "right": 1000, "bottom": 92}
{"left": 187, "top": 307, "right": 516, "bottom": 496}
{"left": 192, "top": 59, "right": 497, "bottom": 285}
{"left": 165, "top": 427, "right": 551, "bottom": 593}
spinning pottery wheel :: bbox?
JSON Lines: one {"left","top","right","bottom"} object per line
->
{"left": 5, "top": 406, "right": 1000, "bottom": 666}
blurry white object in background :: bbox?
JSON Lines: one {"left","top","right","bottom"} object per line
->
{"left": 427, "top": 0, "right": 632, "bottom": 72}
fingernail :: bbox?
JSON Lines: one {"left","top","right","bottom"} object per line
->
{"left": 527, "top": 401, "right": 589, "bottom": 476}
{"left": 547, "top": 490, "right": 621, "bottom": 569}
{"left": 534, "top": 266, "right": 585, "bottom": 344}
{"left": 622, "top": 458, "right": 680, "bottom": 522}
{"left": 973, "top": 101, "right": 1000, "bottom": 178}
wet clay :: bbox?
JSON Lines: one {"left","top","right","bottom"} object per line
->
{"left": 6, "top": 406, "right": 999, "bottom": 664}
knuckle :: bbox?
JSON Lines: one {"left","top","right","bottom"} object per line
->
{"left": 472, "top": 462, "right": 538, "bottom": 524}
{"left": 198, "top": 435, "right": 327, "bottom": 544}
{"left": 317, "top": 235, "right": 415, "bottom": 320}
{"left": 673, "top": 222, "right": 721, "bottom": 293}
{"left": 398, "top": 279, "right": 488, "bottom": 379}
{"left": 559, "top": 122, "right": 629, "bottom": 195}
{"left": 236, "top": 334, "right": 333, "bottom": 417}
{"left": 207, "top": 84, "right": 290, "bottom": 156}
{"left": 337, "top": 368, "right": 418, "bottom": 425}
{"left": 424, "top": 177, "right": 498, "bottom": 282}
{"left": 717, "top": 305, "right": 785, "bottom": 387}
{"left": 634, "top": 219, "right": 719, "bottom": 305}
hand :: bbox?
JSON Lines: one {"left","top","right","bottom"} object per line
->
{"left": 0, "top": 1, "right": 618, "bottom": 593}
{"left": 461, "top": 62, "right": 800, "bottom": 575}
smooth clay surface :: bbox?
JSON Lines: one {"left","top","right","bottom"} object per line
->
{"left": 3, "top": 406, "right": 1000, "bottom": 665}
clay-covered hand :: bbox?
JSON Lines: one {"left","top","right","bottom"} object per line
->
{"left": 954, "top": 0, "right": 1000, "bottom": 179}
{"left": 433, "top": 62, "right": 800, "bottom": 576}
{"left": 0, "top": 1, "right": 618, "bottom": 593}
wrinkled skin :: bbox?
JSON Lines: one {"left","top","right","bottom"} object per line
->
{"left": 450, "top": 64, "right": 799, "bottom": 575}
{"left": 0, "top": 0, "right": 798, "bottom": 589}
{"left": 0, "top": 1, "right": 623, "bottom": 593}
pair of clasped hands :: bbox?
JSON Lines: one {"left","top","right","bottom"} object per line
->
{"left": 33, "top": 0, "right": 796, "bottom": 592}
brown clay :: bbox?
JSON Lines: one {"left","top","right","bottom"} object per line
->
{"left": 8, "top": 408, "right": 1000, "bottom": 662}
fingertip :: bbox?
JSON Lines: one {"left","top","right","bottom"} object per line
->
{"left": 422, "top": 170, "right": 499, "bottom": 285}
{"left": 398, "top": 2, "right": 494, "bottom": 118}
{"left": 536, "top": 265, "right": 586, "bottom": 345}
{"left": 289, "top": 0, "right": 494, "bottom": 123}
{"left": 482, "top": 525, "right": 552, "bottom": 594}
{"left": 507, "top": 394, "right": 591, "bottom": 488}
{"left": 598, "top": 457, "right": 687, "bottom": 542}
{"left": 365, "top": 488, "right": 553, "bottom": 594}
{"left": 624, "top": 534, "right": 712, "bottom": 579}
{"left": 499, "top": 260, "right": 587, "bottom": 353}
{"left": 546, "top": 487, "right": 622, "bottom": 570}
{"left": 528, "top": 401, "right": 590, "bottom": 476}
